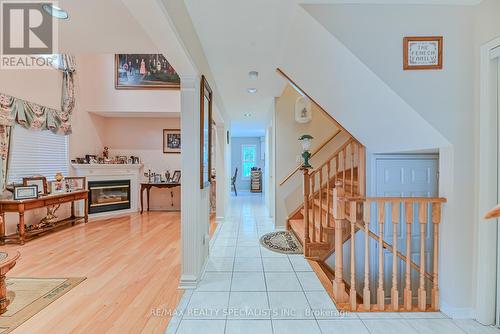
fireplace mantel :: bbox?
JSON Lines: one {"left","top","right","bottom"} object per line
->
{"left": 71, "top": 164, "right": 144, "bottom": 218}
{"left": 71, "top": 164, "right": 144, "bottom": 170}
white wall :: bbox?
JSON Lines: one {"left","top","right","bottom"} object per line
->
{"left": 100, "top": 117, "right": 181, "bottom": 211}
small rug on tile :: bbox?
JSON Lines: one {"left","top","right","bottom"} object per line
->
{"left": 0, "top": 277, "right": 86, "bottom": 333}
{"left": 260, "top": 231, "right": 303, "bottom": 254}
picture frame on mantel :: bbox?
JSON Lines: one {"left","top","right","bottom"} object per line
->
{"left": 200, "top": 75, "right": 213, "bottom": 189}
{"left": 403, "top": 36, "right": 443, "bottom": 70}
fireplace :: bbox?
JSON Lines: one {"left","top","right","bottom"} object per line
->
{"left": 88, "top": 180, "right": 131, "bottom": 214}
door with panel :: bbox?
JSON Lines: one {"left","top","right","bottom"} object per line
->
{"left": 373, "top": 155, "right": 438, "bottom": 306}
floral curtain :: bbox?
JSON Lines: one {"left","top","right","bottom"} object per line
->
{"left": 0, "top": 54, "right": 76, "bottom": 191}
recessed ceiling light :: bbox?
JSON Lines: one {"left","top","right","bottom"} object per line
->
{"left": 248, "top": 71, "right": 258, "bottom": 80}
{"left": 247, "top": 88, "right": 257, "bottom": 94}
{"left": 42, "top": 4, "right": 69, "bottom": 20}
{"left": 244, "top": 113, "right": 252, "bottom": 117}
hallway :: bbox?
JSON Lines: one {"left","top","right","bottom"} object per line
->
{"left": 166, "top": 194, "right": 498, "bottom": 334}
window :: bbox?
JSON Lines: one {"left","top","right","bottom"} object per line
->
{"left": 7, "top": 125, "right": 69, "bottom": 184}
{"left": 241, "top": 144, "right": 257, "bottom": 178}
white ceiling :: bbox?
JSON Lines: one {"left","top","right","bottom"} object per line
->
{"left": 58, "top": 0, "right": 157, "bottom": 53}
{"left": 184, "top": 0, "right": 296, "bottom": 137}
{"left": 184, "top": 0, "right": 482, "bottom": 137}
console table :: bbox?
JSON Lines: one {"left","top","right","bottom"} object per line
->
{"left": 0, "top": 190, "right": 88, "bottom": 245}
{"left": 140, "top": 182, "right": 180, "bottom": 213}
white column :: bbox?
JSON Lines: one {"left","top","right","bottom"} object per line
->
{"left": 179, "top": 74, "right": 210, "bottom": 289}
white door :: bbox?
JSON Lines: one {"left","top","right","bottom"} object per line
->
{"left": 372, "top": 154, "right": 439, "bottom": 304}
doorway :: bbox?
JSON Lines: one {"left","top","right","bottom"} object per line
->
{"left": 230, "top": 137, "right": 265, "bottom": 195}
{"left": 371, "top": 154, "right": 439, "bottom": 304}
{"left": 477, "top": 37, "right": 500, "bottom": 325}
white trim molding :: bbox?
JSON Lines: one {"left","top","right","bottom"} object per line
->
{"left": 476, "top": 36, "right": 500, "bottom": 325}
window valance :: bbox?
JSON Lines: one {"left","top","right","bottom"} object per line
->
{"left": 0, "top": 54, "right": 76, "bottom": 191}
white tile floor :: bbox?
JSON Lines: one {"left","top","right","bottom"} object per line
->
{"left": 166, "top": 194, "right": 500, "bottom": 334}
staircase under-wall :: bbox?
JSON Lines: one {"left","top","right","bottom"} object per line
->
{"left": 277, "top": 68, "right": 446, "bottom": 313}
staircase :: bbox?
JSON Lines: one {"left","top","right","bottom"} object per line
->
{"left": 278, "top": 69, "right": 447, "bottom": 313}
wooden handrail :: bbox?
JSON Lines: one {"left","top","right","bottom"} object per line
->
{"left": 314, "top": 138, "right": 354, "bottom": 173}
{"left": 485, "top": 204, "right": 500, "bottom": 219}
{"left": 340, "top": 196, "right": 447, "bottom": 204}
{"left": 279, "top": 129, "right": 342, "bottom": 186}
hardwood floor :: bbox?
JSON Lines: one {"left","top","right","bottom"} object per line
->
{"left": 2, "top": 212, "right": 183, "bottom": 334}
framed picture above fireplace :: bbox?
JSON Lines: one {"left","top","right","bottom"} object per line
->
{"left": 115, "top": 54, "right": 180, "bottom": 89}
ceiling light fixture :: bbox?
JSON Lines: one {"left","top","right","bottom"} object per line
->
{"left": 247, "top": 88, "right": 257, "bottom": 94}
{"left": 248, "top": 71, "right": 258, "bottom": 80}
{"left": 42, "top": 4, "right": 69, "bottom": 20}
{"left": 244, "top": 113, "right": 252, "bottom": 117}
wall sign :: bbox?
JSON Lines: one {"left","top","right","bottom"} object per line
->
{"left": 403, "top": 36, "right": 443, "bottom": 70}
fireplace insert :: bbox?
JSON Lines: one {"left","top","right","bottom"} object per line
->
{"left": 88, "top": 180, "right": 131, "bottom": 214}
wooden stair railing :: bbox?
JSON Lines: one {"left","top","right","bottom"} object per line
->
{"left": 333, "top": 196, "right": 446, "bottom": 312}
{"left": 301, "top": 139, "right": 365, "bottom": 257}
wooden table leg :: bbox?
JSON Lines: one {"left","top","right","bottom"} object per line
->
{"left": 18, "top": 207, "right": 25, "bottom": 245}
{"left": 84, "top": 197, "right": 88, "bottom": 223}
{"left": 0, "top": 212, "right": 5, "bottom": 245}
{"left": 140, "top": 185, "right": 144, "bottom": 214}
{"left": 147, "top": 186, "right": 151, "bottom": 212}
{"left": 0, "top": 273, "right": 7, "bottom": 314}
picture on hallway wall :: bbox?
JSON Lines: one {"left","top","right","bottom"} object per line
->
{"left": 403, "top": 36, "right": 443, "bottom": 70}
{"left": 200, "top": 75, "right": 213, "bottom": 189}
{"left": 115, "top": 54, "right": 180, "bottom": 89}
{"left": 163, "top": 129, "right": 181, "bottom": 154}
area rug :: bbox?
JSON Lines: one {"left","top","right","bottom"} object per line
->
{"left": 260, "top": 231, "right": 303, "bottom": 254}
{"left": 0, "top": 277, "right": 86, "bottom": 333}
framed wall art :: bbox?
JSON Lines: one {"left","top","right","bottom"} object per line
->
{"left": 200, "top": 75, "right": 213, "bottom": 189}
{"left": 163, "top": 129, "right": 181, "bottom": 154}
{"left": 403, "top": 36, "right": 443, "bottom": 70}
{"left": 115, "top": 54, "right": 180, "bottom": 89}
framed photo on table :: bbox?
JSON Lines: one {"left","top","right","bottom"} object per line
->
{"left": 65, "top": 177, "right": 86, "bottom": 192}
{"left": 403, "top": 36, "right": 443, "bottom": 70}
{"left": 50, "top": 181, "right": 66, "bottom": 194}
{"left": 172, "top": 170, "right": 181, "bottom": 183}
{"left": 200, "top": 75, "right": 213, "bottom": 189}
{"left": 23, "top": 177, "right": 47, "bottom": 195}
{"left": 163, "top": 129, "right": 181, "bottom": 154}
{"left": 14, "top": 185, "right": 38, "bottom": 200}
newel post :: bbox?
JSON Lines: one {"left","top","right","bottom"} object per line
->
{"left": 302, "top": 168, "right": 311, "bottom": 246}
{"left": 332, "top": 180, "right": 346, "bottom": 302}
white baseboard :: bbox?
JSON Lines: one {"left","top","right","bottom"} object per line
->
{"left": 440, "top": 301, "right": 476, "bottom": 319}
{"left": 178, "top": 274, "right": 198, "bottom": 289}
